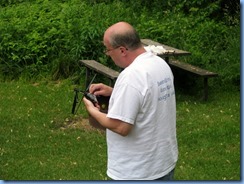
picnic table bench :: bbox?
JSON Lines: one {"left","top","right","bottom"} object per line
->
{"left": 80, "top": 39, "right": 218, "bottom": 101}
{"left": 80, "top": 59, "right": 119, "bottom": 88}
{"left": 168, "top": 60, "right": 218, "bottom": 101}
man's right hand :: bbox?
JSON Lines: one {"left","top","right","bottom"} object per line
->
{"left": 89, "top": 83, "right": 113, "bottom": 96}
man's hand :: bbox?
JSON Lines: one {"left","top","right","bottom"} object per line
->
{"left": 89, "top": 83, "right": 113, "bottom": 96}
{"left": 83, "top": 96, "right": 133, "bottom": 136}
{"left": 83, "top": 97, "right": 100, "bottom": 112}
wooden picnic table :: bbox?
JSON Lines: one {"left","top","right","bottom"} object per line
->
{"left": 141, "top": 39, "right": 191, "bottom": 62}
{"left": 80, "top": 39, "right": 217, "bottom": 101}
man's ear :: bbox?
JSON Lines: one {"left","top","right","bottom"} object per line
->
{"left": 120, "top": 46, "right": 128, "bottom": 56}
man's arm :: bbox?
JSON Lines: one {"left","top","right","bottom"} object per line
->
{"left": 83, "top": 97, "right": 133, "bottom": 136}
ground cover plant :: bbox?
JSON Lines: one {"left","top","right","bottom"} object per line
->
{"left": 0, "top": 80, "right": 240, "bottom": 180}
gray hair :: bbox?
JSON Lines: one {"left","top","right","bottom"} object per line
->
{"left": 109, "top": 27, "right": 142, "bottom": 50}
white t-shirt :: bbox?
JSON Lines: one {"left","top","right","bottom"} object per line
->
{"left": 106, "top": 51, "right": 178, "bottom": 180}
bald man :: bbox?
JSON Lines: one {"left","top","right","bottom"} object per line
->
{"left": 83, "top": 22, "right": 178, "bottom": 180}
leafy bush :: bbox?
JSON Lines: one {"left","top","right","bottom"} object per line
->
{"left": 0, "top": 0, "right": 134, "bottom": 80}
{"left": 136, "top": 11, "right": 240, "bottom": 86}
{"left": 0, "top": 0, "right": 65, "bottom": 79}
{"left": 0, "top": 0, "right": 240, "bottom": 87}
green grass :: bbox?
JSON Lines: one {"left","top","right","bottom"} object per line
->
{"left": 175, "top": 87, "right": 240, "bottom": 180}
{"left": 0, "top": 80, "right": 240, "bottom": 180}
{"left": 0, "top": 80, "right": 107, "bottom": 180}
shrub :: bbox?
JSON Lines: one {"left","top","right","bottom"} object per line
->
{"left": 0, "top": 0, "right": 134, "bottom": 80}
{"left": 136, "top": 11, "right": 240, "bottom": 86}
{"left": 0, "top": 0, "right": 240, "bottom": 87}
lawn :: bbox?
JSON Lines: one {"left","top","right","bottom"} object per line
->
{"left": 0, "top": 79, "right": 240, "bottom": 180}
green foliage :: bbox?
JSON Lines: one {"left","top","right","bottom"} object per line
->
{"left": 0, "top": 0, "right": 24, "bottom": 7}
{"left": 0, "top": 0, "right": 64, "bottom": 79}
{"left": 136, "top": 11, "right": 240, "bottom": 86}
{"left": 215, "top": 26, "right": 240, "bottom": 85}
{"left": 0, "top": 0, "right": 240, "bottom": 86}
{"left": 0, "top": 0, "right": 133, "bottom": 80}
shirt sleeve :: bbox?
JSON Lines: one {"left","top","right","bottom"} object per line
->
{"left": 107, "top": 84, "right": 142, "bottom": 124}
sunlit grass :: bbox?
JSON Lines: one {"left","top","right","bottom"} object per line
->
{"left": 0, "top": 80, "right": 240, "bottom": 180}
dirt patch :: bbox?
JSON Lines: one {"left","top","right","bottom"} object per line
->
{"left": 60, "top": 116, "right": 105, "bottom": 133}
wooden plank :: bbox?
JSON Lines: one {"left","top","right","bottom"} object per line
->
{"left": 80, "top": 60, "right": 119, "bottom": 80}
{"left": 141, "top": 39, "right": 191, "bottom": 57}
{"left": 169, "top": 60, "right": 218, "bottom": 101}
{"left": 169, "top": 60, "right": 218, "bottom": 77}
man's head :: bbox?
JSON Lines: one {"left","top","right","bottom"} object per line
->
{"left": 103, "top": 22, "right": 145, "bottom": 68}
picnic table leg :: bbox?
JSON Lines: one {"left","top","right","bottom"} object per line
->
{"left": 203, "top": 77, "right": 208, "bottom": 101}
{"left": 85, "top": 67, "right": 92, "bottom": 90}
{"left": 109, "top": 79, "right": 113, "bottom": 87}
{"left": 165, "top": 57, "right": 169, "bottom": 63}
